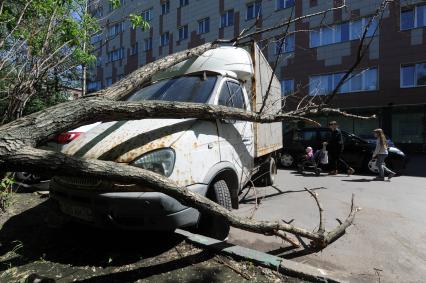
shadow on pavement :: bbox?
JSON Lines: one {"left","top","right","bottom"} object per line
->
{"left": 0, "top": 200, "right": 185, "bottom": 272}
{"left": 291, "top": 172, "right": 328, "bottom": 178}
{"left": 239, "top": 185, "right": 326, "bottom": 204}
{"left": 77, "top": 251, "right": 217, "bottom": 283}
{"left": 342, "top": 178, "right": 374, "bottom": 182}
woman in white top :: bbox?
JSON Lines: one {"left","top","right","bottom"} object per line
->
{"left": 372, "top": 128, "right": 395, "bottom": 181}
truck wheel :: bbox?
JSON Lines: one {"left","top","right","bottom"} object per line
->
{"left": 264, "top": 157, "right": 277, "bottom": 186}
{"left": 253, "top": 157, "right": 277, "bottom": 187}
{"left": 197, "top": 179, "right": 232, "bottom": 240}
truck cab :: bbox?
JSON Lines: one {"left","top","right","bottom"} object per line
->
{"left": 50, "top": 44, "right": 282, "bottom": 240}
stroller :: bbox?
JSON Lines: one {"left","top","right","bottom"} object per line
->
{"left": 297, "top": 144, "right": 328, "bottom": 176}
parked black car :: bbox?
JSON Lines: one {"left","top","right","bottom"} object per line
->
{"left": 280, "top": 127, "right": 407, "bottom": 174}
{"left": 358, "top": 133, "right": 395, "bottom": 147}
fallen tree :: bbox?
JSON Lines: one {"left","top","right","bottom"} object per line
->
{"left": 0, "top": 45, "right": 359, "bottom": 249}
{"left": 0, "top": 0, "right": 393, "bottom": 250}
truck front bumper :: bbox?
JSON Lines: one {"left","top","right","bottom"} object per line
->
{"left": 49, "top": 179, "right": 208, "bottom": 230}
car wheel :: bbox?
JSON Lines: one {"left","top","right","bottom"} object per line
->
{"left": 384, "top": 159, "right": 403, "bottom": 175}
{"left": 280, "top": 153, "right": 294, "bottom": 167}
{"left": 197, "top": 179, "right": 231, "bottom": 240}
{"left": 367, "top": 159, "right": 383, "bottom": 174}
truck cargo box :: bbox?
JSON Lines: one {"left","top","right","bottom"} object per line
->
{"left": 244, "top": 42, "right": 283, "bottom": 158}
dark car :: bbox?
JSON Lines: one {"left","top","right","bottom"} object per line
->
{"left": 280, "top": 127, "right": 407, "bottom": 174}
{"left": 358, "top": 134, "right": 395, "bottom": 147}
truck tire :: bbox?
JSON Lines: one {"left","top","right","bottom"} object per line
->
{"left": 254, "top": 157, "right": 277, "bottom": 186}
{"left": 264, "top": 157, "right": 277, "bottom": 186}
{"left": 197, "top": 179, "right": 232, "bottom": 240}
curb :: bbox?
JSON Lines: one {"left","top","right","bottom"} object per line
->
{"left": 176, "top": 229, "right": 348, "bottom": 283}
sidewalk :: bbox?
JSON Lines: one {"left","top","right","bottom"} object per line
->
{"left": 228, "top": 169, "right": 426, "bottom": 282}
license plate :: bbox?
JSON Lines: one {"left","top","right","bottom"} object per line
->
{"left": 60, "top": 203, "right": 94, "bottom": 222}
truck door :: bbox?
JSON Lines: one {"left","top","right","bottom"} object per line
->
{"left": 216, "top": 79, "right": 254, "bottom": 187}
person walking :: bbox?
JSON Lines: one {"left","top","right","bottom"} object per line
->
{"left": 372, "top": 128, "right": 396, "bottom": 181}
{"left": 326, "top": 121, "right": 355, "bottom": 175}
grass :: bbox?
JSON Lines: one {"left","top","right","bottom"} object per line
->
{"left": 0, "top": 173, "right": 16, "bottom": 212}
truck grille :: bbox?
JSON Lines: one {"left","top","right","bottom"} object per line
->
{"left": 54, "top": 176, "right": 102, "bottom": 187}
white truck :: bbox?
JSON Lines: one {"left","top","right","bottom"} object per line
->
{"left": 50, "top": 43, "right": 283, "bottom": 239}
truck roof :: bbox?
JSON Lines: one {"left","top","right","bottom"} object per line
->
{"left": 152, "top": 46, "right": 254, "bottom": 82}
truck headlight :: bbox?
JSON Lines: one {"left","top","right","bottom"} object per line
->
{"left": 131, "top": 148, "right": 175, "bottom": 177}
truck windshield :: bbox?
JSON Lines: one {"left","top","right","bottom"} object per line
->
{"left": 127, "top": 75, "right": 217, "bottom": 103}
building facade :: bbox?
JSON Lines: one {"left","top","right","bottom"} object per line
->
{"left": 88, "top": 0, "right": 426, "bottom": 152}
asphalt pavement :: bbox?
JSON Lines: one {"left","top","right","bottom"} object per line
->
{"left": 229, "top": 169, "right": 426, "bottom": 283}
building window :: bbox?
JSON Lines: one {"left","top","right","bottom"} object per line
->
{"left": 161, "top": 32, "right": 170, "bottom": 46}
{"left": 179, "top": 0, "right": 189, "bottom": 7}
{"left": 91, "top": 32, "right": 102, "bottom": 44}
{"left": 130, "top": 42, "right": 138, "bottom": 55}
{"left": 106, "top": 77, "right": 113, "bottom": 87}
{"left": 198, "top": 18, "right": 210, "bottom": 34}
{"left": 310, "top": 17, "right": 378, "bottom": 48}
{"left": 144, "top": 38, "right": 153, "bottom": 51}
{"left": 401, "top": 62, "right": 426, "bottom": 87}
{"left": 392, "top": 111, "right": 425, "bottom": 144}
{"left": 281, "top": 79, "right": 294, "bottom": 95}
{"left": 276, "top": 0, "right": 295, "bottom": 10}
{"left": 220, "top": 10, "right": 234, "bottom": 28}
{"left": 401, "top": 4, "right": 426, "bottom": 30}
{"left": 178, "top": 25, "right": 188, "bottom": 41}
{"left": 247, "top": 1, "right": 262, "bottom": 20}
{"left": 142, "top": 8, "right": 153, "bottom": 23}
{"left": 92, "top": 7, "right": 103, "bottom": 18}
{"left": 87, "top": 81, "right": 101, "bottom": 91}
{"left": 96, "top": 57, "right": 102, "bottom": 67}
{"left": 161, "top": 1, "right": 170, "bottom": 15}
{"left": 274, "top": 34, "right": 295, "bottom": 54}
{"left": 108, "top": 22, "right": 124, "bottom": 38}
{"left": 107, "top": 48, "right": 124, "bottom": 62}
{"left": 309, "top": 68, "right": 378, "bottom": 95}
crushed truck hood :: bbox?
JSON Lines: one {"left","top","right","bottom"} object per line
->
{"left": 63, "top": 119, "right": 196, "bottom": 162}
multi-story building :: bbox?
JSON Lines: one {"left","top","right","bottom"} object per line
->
{"left": 88, "top": 0, "right": 426, "bottom": 152}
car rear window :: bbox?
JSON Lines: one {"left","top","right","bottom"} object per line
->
{"left": 302, "top": 130, "right": 317, "bottom": 141}
{"left": 319, "top": 130, "right": 331, "bottom": 141}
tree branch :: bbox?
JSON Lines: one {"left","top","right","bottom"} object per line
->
{"left": 0, "top": 146, "right": 357, "bottom": 250}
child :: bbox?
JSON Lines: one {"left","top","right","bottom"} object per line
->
{"left": 305, "top": 146, "right": 313, "bottom": 161}
{"left": 372, "top": 128, "right": 396, "bottom": 181}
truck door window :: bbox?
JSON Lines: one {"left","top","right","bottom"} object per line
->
{"left": 227, "top": 82, "right": 246, "bottom": 109}
{"left": 218, "top": 82, "right": 233, "bottom": 107}
{"left": 218, "top": 81, "right": 246, "bottom": 109}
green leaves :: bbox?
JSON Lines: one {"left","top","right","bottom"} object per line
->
{"left": 59, "top": 18, "right": 80, "bottom": 46}
{"left": 108, "top": 0, "right": 150, "bottom": 31}
{"left": 129, "top": 14, "right": 150, "bottom": 31}
{"left": 109, "top": 0, "right": 121, "bottom": 10}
